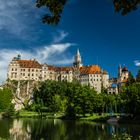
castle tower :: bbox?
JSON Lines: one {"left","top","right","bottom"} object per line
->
{"left": 73, "top": 49, "right": 82, "bottom": 68}
{"left": 118, "top": 65, "right": 129, "bottom": 83}
{"left": 118, "top": 65, "right": 122, "bottom": 78}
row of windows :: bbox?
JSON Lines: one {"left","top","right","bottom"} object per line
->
{"left": 11, "top": 72, "right": 42, "bottom": 77}
{"left": 81, "top": 78, "right": 101, "bottom": 82}
{"left": 21, "top": 69, "right": 42, "bottom": 72}
{"left": 89, "top": 74, "right": 102, "bottom": 77}
{"left": 90, "top": 78, "right": 102, "bottom": 82}
{"left": 11, "top": 68, "right": 17, "bottom": 71}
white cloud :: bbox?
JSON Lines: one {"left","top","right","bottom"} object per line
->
{"left": 0, "top": 43, "right": 74, "bottom": 84}
{"left": 52, "top": 30, "right": 69, "bottom": 43}
{"left": 0, "top": 0, "right": 35, "bottom": 36}
{"left": 134, "top": 60, "right": 140, "bottom": 67}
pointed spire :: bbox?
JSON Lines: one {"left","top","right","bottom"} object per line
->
{"left": 119, "top": 64, "right": 121, "bottom": 69}
{"left": 73, "top": 48, "right": 82, "bottom": 68}
{"left": 77, "top": 48, "right": 80, "bottom": 56}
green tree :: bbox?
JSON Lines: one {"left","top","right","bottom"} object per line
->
{"left": 126, "top": 71, "right": 135, "bottom": 86}
{"left": 32, "top": 80, "right": 98, "bottom": 118}
{"left": 121, "top": 82, "right": 140, "bottom": 115}
{"left": 136, "top": 69, "right": 140, "bottom": 82}
{"left": 0, "top": 88, "right": 13, "bottom": 112}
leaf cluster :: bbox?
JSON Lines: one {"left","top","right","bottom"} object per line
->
{"left": 36, "top": 0, "right": 67, "bottom": 25}
{"left": 113, "top": 0, "right": 140, "bottom": 15}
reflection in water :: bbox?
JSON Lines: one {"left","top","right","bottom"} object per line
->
{"left": 9, "top": 119, "right": 31, "bottom": 140}
{"left": 0, "top": 119, "right": 140, "bottom": 140}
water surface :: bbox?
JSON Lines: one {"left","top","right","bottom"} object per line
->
{"left": 0, "top": 118, "right": 140, "bottom": 140}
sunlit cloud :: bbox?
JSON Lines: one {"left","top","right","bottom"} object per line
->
{"left": 134, "top": 60, "right": 140, "bottom": 67}
{"left": 0, "top": 43, "right": 74, "bottom": 84}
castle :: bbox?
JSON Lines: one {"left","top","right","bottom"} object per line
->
{"left": 108, "top": 65, "right": 130, "bottom": 94}
{"left": 7, "top": 49, "right": 109, "bottom": 93}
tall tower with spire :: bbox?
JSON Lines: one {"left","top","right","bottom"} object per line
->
{"left": 73, "top": 49, "right": 82, "bottom": 68}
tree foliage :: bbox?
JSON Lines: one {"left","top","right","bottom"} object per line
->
{"left": 113, "top": 0, "right": 140, "bottom": 15}
{"left": 136, "top": 69, "right": 140, "bottom": 82}
{"left": 0, "top": 88, "right": 13, "bottom": 112}
{"left": 121, "top": 82, "right": 140, "bottom": 115}
{"left": 31, "top": 80, "right": 101, "bottom": 117}
{"left": 31, "top": 80, "right": 121, "bottom": 117}
{"left": 27, "top": 70, "right": 140, "bottom": 117}
{"left": 36, "top": 0, "right": 67, "bottom": 25}
{"left": 35, "top": 0, "right": 140, "bottom": 25}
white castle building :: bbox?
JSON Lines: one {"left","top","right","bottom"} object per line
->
{"left": 7, "top": 49, "right": 109, "bottom": 93}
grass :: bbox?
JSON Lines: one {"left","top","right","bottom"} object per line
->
{"left": 79, "top": 113, "right": 110, "bottom": 122}
{"left": 16, "top": 111, "right": 122, "bottom": 123}
{"left": 17, "top": 110, "right": 64, "bottom": 119}
{"left": 79, "top": 113, "right": 121, "bottom": 122}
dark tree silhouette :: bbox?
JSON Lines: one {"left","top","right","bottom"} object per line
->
{"left": 136, "top": 69, "right": 140, "bottom": 82}
{"left": 113, "top": 0, "right": 140, "bottom": 15}
{"left": 36, "top": 0, "right": 140, "bottom": 25}
{"left": 36, "top": 0, "right": 67, "bottom": 25}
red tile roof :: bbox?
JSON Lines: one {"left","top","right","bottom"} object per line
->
{"left": 47, "top": 65, "right": 73, "bottom": 72}
{"left": 80, "top": 65, "right": 101, "bottom": 74}
{"left": 18, "top": 60, "right": 42, "bottom": 68}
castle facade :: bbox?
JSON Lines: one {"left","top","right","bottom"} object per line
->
{"left": 7, "top": 49, "right": 109, "bottom": 93}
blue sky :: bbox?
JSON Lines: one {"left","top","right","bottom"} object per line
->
{"left": 0, "top": 0, "right": 140, "bottom": 83}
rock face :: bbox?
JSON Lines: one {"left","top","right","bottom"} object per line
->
{"left": 7, "top": 80, "right": 36, "bottom": 111}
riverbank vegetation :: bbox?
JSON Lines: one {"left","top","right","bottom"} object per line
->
{"left": 0, "top": 70, "right": 140, "bottom": 122}
{"left": 25, "top": 79, "right": 140, "bottom": 121}
{"left": 0, "top": 88, "right": 15, "bottom": 118}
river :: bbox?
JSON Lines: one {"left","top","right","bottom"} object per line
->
{"left": 0, "top": 118, "right": 140, "bottom": 140}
